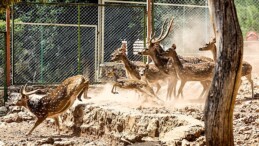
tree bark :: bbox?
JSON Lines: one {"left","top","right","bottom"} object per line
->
{"left": 205, "top": 0, "right": 243, "bottom": 146}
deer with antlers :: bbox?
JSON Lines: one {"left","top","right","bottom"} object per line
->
{"left": 138, "top": 17, "right": 214, "bottom": 99}
{"left": 199, "top": 38, "right": 254, "bottom": 98}
{"left": 15, "top": 75, "right": 89, "bottom": 135}
{"left": 161, "top": 44, "right": 215, "bottom": 98}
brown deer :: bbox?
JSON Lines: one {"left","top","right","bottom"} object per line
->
{"left": 161, "top": 44, "right": 215, "bottom": 98}
{"left": 138, "top": 17, "right": 214, "bottom": 99}
{"left": 110, "top": 44, "right": 162, "bottom": 94}
{"left": 111, "top": 43, "right": 141, "bottom": 80}
{"left": 15, "top": 75, "right": 89, "bottom": 135}
{"left": 106, "top": 68, "right": 162, "bottom": 103}
{"left": 199, "top": 38, "right": 254, "bottom": 98}
{"left": 138, "top": 17, "right": 179, "bottom": 99}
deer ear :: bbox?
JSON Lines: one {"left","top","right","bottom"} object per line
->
{"left": 121, "top": 43, "right": 126, "bottom": 50}
{"left": 20, "top": 85, "right": 25, "bottom": 95}
{"left": 212, "top": 38, "right": 216, "bottom": 43}
{"left": 172, "top": 44, "right": 176, "bottom": 49}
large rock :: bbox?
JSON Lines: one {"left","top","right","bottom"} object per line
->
{"left": 60, "top": 102, "right": 204, "bottom": 145}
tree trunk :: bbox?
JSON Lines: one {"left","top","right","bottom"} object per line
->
{"left": 205, "top": 0, "right": 243, "bottom": 145}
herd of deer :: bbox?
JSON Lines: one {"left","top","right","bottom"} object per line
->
{"left": 12, "top": 17, "right": 253, "bottom": 136}
{"left": 108, "top": 17, "right": 254, "bottom": 103}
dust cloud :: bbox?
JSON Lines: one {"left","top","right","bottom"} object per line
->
{"left": 83, "top": 81, "right": 206, "bottom": 110}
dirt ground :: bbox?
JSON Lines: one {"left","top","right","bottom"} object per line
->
{"left": 0, "top": 75, "right": 258, "bottom": 146}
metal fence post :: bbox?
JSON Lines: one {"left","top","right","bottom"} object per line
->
{"left": 40, "top": 26, "right": 44, "bottom": 83}
{"left": 77, "top": 5, "right": 82, "bottom": 75}
{"left": 143, "top": 6, "right": 147, "bottom": 63}
{"left": 3, "top": 31, "right": 8, "bottom": 104}
{"left": 182, "top": 6, "right": 185, "bottom": 53}
{"left": 205, "top": 0, "right": 208, "bottom": 42}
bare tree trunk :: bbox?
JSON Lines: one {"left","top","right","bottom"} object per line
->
{"left": 205, "top": 0, "right": 243, "bottom": 145}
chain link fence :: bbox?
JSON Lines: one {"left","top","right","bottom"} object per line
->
{"left": 12, "top": 3, "right": 145, "bottom": 84}
{"left": 152, "top": 0, "right": 210, "bottom": 55}
{"left": 9, "top": 1, "right": 259, "bottom": 85}
{"left": 0, "top": 31, "right": 5, "bottom": 86}
{"left": 0, "top": 31, "right": 6, "bottom": 105}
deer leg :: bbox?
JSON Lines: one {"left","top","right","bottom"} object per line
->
{"left": 166, "top": 79, "right": 172, "bottom": 100}
{"left": 166, "top": 81, "right": 174, "bottom": 100}
{"left": 111, "top": 84, "right": 118, "bottom": 94}
{"left": 78, "top": 83, "right": 89, "bottom": 101}
{"left": 245, "top": 73, "right": 254, "bottom": 98}
{"left": 138, "top": 89, "right": 148, "bottom": 103}
{"left": 199, "top": 81, "right": 209, "bottom": 99}
{"left": 177, "top": 80, "right": 186, "bottom": 99}
{"left": 167, "top": 77, "right": 178, "bottom": 100}
{"left": 26, "top": 117, "right": 47, "bottom": 136}
{"left": 53, "top": 117, "right": 61, "bottom": 135}
{"left": 155, "top": 83, "right": 161, "bottom": 94}
{"left": 82, "top": 82, "right": 91, "bottom": 100}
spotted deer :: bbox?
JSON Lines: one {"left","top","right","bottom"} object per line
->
{"left": 161, "top": 44, "right": 215, "bottom": 98}
{"left": 15, "top": 75, "right": 89, "bottom": 135}
{"left": 138, "top": 17, "right": 179, "bottom": 100}
{"left": 106, "top": 68, "right": 161, "bottom": 103}
{"left": 199, "top": 38, "right": 254, "bottom": 98}
{"left": 110, "top": 43, "right": 162, "bottom": 94}
{"left": 138, "top": 17, "right": 213, "bottom": 99}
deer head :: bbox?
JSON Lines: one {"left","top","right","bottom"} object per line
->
{"left": 138, "top": 64, "right": 149, "bottom": 77}
{"left": 138, "top": 17, "right": 174, "bottom": 56}
{"left": 161, "top": 44, "right": 177, "bottom": 57}
{"left": 110, "top": 43, "right": 127, "bottom": 62}
{"left": 16, "top": 84, "right": 42, "bottom": 107}
{"left": 146, "top": 17, "right": 174, "bottom": 53}
{"left": 138, "top": 48, "right": 151, "bottom": 55}
{"left": 199, "top": 38, "right": 216, "bottom": 51}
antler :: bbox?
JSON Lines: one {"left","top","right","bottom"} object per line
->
{"left": 151, "top": 17, "right": 174, "bottom": 44}
{"left": 21, "top": 84, "right": 41, "bottom": 95}
{"left": 156, "top": 18, "right": 169, "bottom": 41}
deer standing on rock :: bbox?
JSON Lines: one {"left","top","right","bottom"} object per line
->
{"left": 15, "top": 75, "right": 89, "bottom": 135}
{"left": 161, "top": 44, "right": 215, "bottom": 98}
{"left": 199, "top": 38, "right": 254, "bottom": 98}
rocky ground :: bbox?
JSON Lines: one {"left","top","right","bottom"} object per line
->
{"left": 0, "top": 77, "right": 258, "bottom": 146}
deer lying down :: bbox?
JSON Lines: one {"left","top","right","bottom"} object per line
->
{"left": 15, "top": 75, "right": 89, "bottom": 135}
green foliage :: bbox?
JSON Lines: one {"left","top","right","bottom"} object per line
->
{"left": 236, "top": 0, "right": 259, "bottom": 36}
{"left": 0, "top": 20, "right": 6, "bottom": 85}
{"left": 0, "top": 0, "right": 21, "bottom": 12}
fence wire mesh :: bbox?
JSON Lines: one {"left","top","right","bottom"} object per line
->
{"left": 0, "top": 31, "right": 5, "bottom": 87}
{"left": 152, "top": 0, "right": 210, "bottom": 55}
{"left": 103, "top": 6, "right": 145, "bottom": 63}
{"left": 10, "top": 1, "right": 259, "bottom": 85}
{"left": 12, "top": 3, "right": 145, "bottom": 84}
